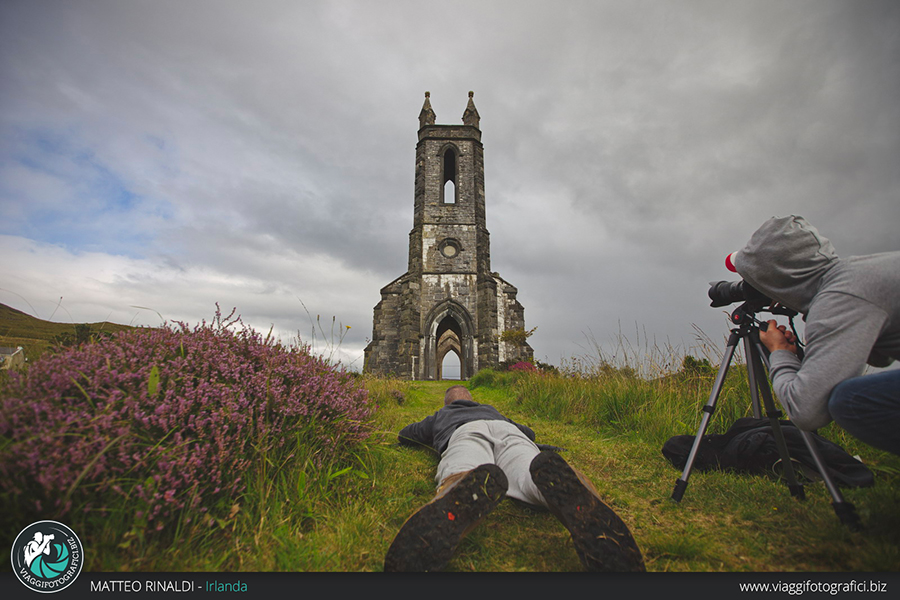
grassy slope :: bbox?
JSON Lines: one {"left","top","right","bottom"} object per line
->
{"left": 72, "top": 376, "right": 900, "bottom": 572}
{"left": 0, "top": 302, "right": 133, "bottom": 361}
{"left": 307, "top": 379, "right": 590, "bottom": 572}
{"left": 332, "top": 378, "right": 900, "bottom": 572}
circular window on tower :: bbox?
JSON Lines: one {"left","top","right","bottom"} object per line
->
{"left": 439, "top": 238, "right": 462, "bottom": 259}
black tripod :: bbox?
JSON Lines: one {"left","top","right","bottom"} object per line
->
{"left": 670, "top": 301, "right": 861, "bottom": 529}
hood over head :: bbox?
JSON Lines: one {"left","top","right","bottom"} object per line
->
{"left": 732, "top": 215, "right": 838, "bottom": 314}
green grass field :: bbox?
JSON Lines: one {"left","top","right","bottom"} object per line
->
{"left": 2, "top": 304, "right": 899, "bottom": 572}
{"left": 71, "top": 374, "right": 896, "bottom": 573}
{"left": 326, "top": 376, "right": 900, "bottom": 572}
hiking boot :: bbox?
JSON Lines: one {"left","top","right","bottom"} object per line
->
{"left": 384, "top": 464, "right": 508, "bottom": 572}
{"left": 530, "top": 451, "right": 645, "bottom": 572}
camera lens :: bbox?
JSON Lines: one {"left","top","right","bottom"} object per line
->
{"left": 708, "top": 280, "right": 746, "bottom": 307}
{"left": 708, "top": 280, "right": 771, "bottom": 308}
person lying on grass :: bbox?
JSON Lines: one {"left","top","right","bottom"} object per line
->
{"left": 384, "top": 384, "right": 645, "bottom": 572}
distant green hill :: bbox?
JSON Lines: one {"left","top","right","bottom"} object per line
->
{"left": 0, "top": 303, "right": 134, "bottom": 361}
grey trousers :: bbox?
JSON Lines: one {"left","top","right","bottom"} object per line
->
{"left": 435, "top": 420, "right": 548, "bottom": 508}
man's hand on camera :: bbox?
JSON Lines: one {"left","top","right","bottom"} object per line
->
{"left": 760, "top": 320, "right": 798, "bottom": 355}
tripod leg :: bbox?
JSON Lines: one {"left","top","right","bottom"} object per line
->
{"left": 795, "top": 428, "right": 862, "bottom": 530}
{"left": 753, "top": 339, "right": 862, "bottom": 530}
{"left": 744, "top": 336, "right": 763, "bottom": 419}
{"left": 672, "top": 331, "right": 739, "bottom": 502}
{"left": 745, "top": 337, "right": 805, "bottom": 500}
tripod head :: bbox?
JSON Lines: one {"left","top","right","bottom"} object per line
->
{"left": 729, "top": 300, "right": 798, "bottom": 329}
{"left": 727, "top": 301, "right": 804, "bottom": 361}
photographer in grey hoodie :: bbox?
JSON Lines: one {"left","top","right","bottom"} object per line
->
{"left": 730, "top": 215, "right": 900, "bottom": 456}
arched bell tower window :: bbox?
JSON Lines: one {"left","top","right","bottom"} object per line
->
{"left": 441, "top": 145, "right": 458, "bottom": 204}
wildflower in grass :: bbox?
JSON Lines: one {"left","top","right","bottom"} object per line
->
{"left": 0, "top": 307, "right": 373, "bottom": 532}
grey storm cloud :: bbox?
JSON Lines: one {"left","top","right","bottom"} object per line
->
{"left": 1, "top": 0, "right": 898, "bottom": 369}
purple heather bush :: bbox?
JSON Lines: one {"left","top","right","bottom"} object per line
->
{"left": 0, "top": 308, "right": 372, "bottom": 531}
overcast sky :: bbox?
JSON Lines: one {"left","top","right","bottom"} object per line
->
{"left": 1, "top": 0, "right": 898, "bottom": 374}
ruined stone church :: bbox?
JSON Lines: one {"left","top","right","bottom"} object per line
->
{"left": 364, "top": 92, "right": 533, "bottom": 380}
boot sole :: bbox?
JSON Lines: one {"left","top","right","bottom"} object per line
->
{"left": 530, "top": 451, "right": 645, "bottom": 572}
{"left": 384, "top": 464, "right": 508, "bottom": 572}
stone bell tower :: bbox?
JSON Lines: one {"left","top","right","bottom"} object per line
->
{"left": 364, "top": 92, "right": 533, "bottom": 380}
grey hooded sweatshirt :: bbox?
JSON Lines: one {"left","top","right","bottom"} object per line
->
{"left": 733, "top": 215, "right": 900, "bottom": 431}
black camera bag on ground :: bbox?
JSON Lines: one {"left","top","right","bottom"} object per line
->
{"left": 662, "top": 417, "right": 874, "bottom": 488}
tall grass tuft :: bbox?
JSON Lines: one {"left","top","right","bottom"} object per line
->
{"left": 479, "top": 328, "right": 758, "bottom": 447}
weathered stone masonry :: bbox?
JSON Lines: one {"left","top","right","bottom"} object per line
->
{"left": 364, "top": 92, "right": 533, "bottom": 380}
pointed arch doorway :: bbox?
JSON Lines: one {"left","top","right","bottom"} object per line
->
{"left": 437, "top": 317, "right": 462, "bottom": 380}
{"left": 424, "top": 300, "right": 475, "bottom": 381}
